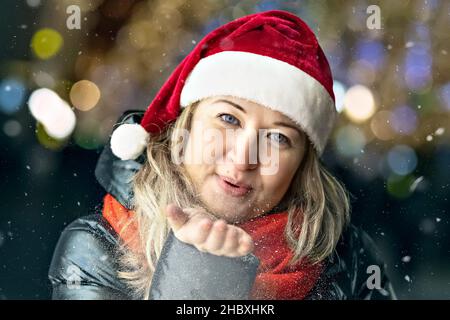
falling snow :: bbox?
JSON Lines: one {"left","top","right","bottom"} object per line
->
{"left": 409, "top": 176, "right": 424, "bottom": 192}
{"left": 435, "top": 127, "right": 445, "bottom": 136}
{"left": 402, "top": 256, "right": 411, "bottom": 263}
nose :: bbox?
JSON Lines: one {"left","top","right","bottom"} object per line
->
{"left": 227, "top": 128, "right": 259, "bottom": 171}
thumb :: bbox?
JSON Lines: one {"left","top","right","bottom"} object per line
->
{"left": 165, "top": 204, "right": 189, "bottom": 232}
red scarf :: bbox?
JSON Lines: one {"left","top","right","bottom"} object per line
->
{"left": 102, "top": 193, "right": 324, "bottom": 300}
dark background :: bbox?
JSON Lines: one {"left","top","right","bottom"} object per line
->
{"left": 1, "top": 0, "right": 449, "bottom": 299}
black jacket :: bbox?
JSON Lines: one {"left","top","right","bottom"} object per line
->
{"left": 48, "top": 111, "right": 396, "bottom": 300}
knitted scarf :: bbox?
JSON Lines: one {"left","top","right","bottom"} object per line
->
{"left": 102, "top": 193, "right": 324, "bottom": 300}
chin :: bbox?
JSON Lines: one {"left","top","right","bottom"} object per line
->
{"left": 201, "top": 198, "right": 253, "bottom": 223}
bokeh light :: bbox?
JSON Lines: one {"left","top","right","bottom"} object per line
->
{"left": 32, "top": 71, "right": 56, "bottom": 89}
{"left": 31, "top": 28, "right": 63, "bottom": 60}
{"left": 370, "top": 110, "right": 396, "bottom": 141}
{"left": 334, "top": 125, "right": 366, "bottom": 157}
{"left": 387, "top": 145, "right": 418, "bottom": 176}
{"left": 355, "top": 39, "right": 386, "bottom": 70}
{"left": 348, "top": 60, "right": 377, "bottom": 85}
{"left": 333, "top": 80, "right": 346, "bottom": 113}
{"left": 387, "top": 174, "right": 416, "bottom": 199}
{"left": 28, "top": 88, "right": 62, "bottom": 123}
{"left": 128, "top": 21, "right": 155, "bottom": 50}
{"left": 3, "top": 120, "right": 22, "bottom": 137}
{"left": 43, "top": 105, "right": 76, "bottom": 139}
{"left": 404, "top": 43, "right": 432, "bottom": 91}
{"left": 35, "top": 122, "right": 67, "bottom": 150}
{"left": 0, "top": 78, "right": 26, "bottom": 114}
{"left": 28, "top": 88, "right": 76, "bottom": 140}
{"left": 390, "top": 105, "right": 418, "bottom": 135}
{"left": 70, "top": 80, "right": 101, "bottom": 111}
{"left": 439, "top": 82, "right": 450, "bottom": 111}
{"left": 343, "top": 85, "right": 376, "bottom": 123}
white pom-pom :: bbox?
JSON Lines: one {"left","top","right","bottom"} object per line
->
{"left": 110, "top": 123, "right": 149, "bottom": 160}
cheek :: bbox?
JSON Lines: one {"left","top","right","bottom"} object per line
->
{"left": 183, "top": 128, "right": 218, "bottom": 181}
{"left": 184, "top": 125, "right": 226, "bottom": 165}
{"left": 184, "top": 125, "right": 207, "bottom": 163}
{"left": 260, "top": 154, "right": 301, "bottom": 195}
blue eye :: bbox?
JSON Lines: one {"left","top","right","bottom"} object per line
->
{"left": 269, "top": 132, "right": 290, "bottom": 145}
{"left": 219, "top": 113, "right": 240, "bottom": 125}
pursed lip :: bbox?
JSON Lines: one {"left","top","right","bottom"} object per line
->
{"left": 218, "top": 175, "right": 253, "bottom": 189}
{"left": 216, "top": 175, "right": 253, "bottom": 197}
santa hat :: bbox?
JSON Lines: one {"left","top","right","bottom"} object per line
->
{"left": 111, "top": 10, "right": 336, "bottom": 161}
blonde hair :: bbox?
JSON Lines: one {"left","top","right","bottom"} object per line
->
{"left": 117, "top": 102, "right": 351, "bottom": 299}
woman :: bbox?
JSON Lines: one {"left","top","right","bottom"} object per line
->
{"left": 48, "top": 10, "right": 396, "bottom": 300}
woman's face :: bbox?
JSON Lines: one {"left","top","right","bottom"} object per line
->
{"left": 182, "top": 95, "right": 306, "bottom": 223}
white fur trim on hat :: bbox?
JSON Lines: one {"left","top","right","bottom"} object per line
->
{"left": 179, "top": 51, "right": 336, "bottom": 155}
{"left": 110, "top": 123, "right": 149, "bottom": 160}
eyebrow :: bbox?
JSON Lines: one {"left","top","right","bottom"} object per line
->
{"left": 273, "top": 121, "right": 304, "bottom": 138}
{"left": 212, "top": 99, "right": 247, "bottom": 113}
{"left": 213, "top": 98, "right": 303, "bottom": 138}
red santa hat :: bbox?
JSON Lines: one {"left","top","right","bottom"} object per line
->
{"left": 111, "top": 10, "right": 336, "bottom": 161}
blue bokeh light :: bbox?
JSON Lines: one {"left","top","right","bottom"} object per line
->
{"left": 387, "top": 145, "right": 418, "bottom": 176}
{"left": 390, "top": 105, "right": 418, "bottom": 135}
{"left": 439, "top": 82, "right": 450, "bottom": 111}
{"left": 0, "top": 78, "right": 27, "bottom": 114}
{"left": 355, "top": 39, "right": 386, "bottom": 69}
{"left": 404, "top": 43, "right": 432, "bottom": 90}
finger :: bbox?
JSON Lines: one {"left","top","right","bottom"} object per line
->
{"left": 165, "top": 204, "right": 189, "bottom": 232}
{"left": 181, "top": 207, "right": 198, "bottom": 218}
{"left": 220, "top": 227, "right": 240, "bottom": 255}
{"left": 237, "top": 233, "right": 254, "bottom": 255}
{"left": 204, "top": 219, "right": 228, "bottom": 251}
{"left": 190, "top": 218, "right": 214, "bottom": 244}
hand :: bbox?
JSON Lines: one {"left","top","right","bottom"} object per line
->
{"left": 165, "top": 204, "right": 254, "bottom": 257}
